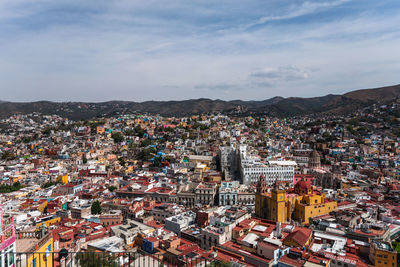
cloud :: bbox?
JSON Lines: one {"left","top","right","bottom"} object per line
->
{"left": 250, "top": 66, "right": 310, "bottom": 86}
{"left": 0, "top": 0, "right": 399, "bottom": 101}
{"left": 244, "top": 0, "right": 353, "bottom": 29}
{"left": 193, "top": 65, "right": 311, "bottom": 95}
{"left": 195, "top": 83, "right": 234, "bottom": 90}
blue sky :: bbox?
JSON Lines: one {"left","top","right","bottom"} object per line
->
{"left": 1, "top": 0, "right": 400, "bottom": 101}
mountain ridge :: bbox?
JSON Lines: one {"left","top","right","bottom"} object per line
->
{"left": 0, "top": 84, "right": 399, "bottom": 120}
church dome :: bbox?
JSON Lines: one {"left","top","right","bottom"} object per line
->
{"left": 295, "top": 180, "right": 311, "bottom": 190}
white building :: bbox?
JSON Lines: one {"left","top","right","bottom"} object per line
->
{"left": 241, "top": 158, "right": 296, "bottom": 185}
{"left": 165, "top": 211, "right": 196, "bottom": 235}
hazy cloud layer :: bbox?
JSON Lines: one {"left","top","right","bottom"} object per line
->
{"left": 0, "top": 0, "right": 399, "bottom": 101}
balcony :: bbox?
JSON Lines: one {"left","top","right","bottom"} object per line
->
{"left": 5, "top": 251, "right": 218, "bottom": 267}
{"left": 0, "top": 216, "right": 15, "bottom": 245}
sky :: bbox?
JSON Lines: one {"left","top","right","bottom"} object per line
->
{"left": 0, "top": 0, "right": 400, "bottom": 102}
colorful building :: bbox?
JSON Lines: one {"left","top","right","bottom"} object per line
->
{"left": 369, "top": 241, "right": 397, "bottom": 267}
{"left": 293, "top": 180, "right": 337, "bottom": 224}
{"left": 35, "top": 215, "right": 61, "bottom": 228}
{"left": 255, "top": 175, "right": 337, "bottom": 224}
{"left": 256, "top": 175, "right": 290, "bottom": 222}
{"left": 0, "top": 205, "right": 16, "bottom": 267}
{"left": 57, "top": 174, "right": 69, "bottom": 185}
{"left": 16, "top": 227, "right": 54, "bottom": 267}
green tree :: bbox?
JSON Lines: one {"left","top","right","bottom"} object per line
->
{"left": 91, "top": 200, "right": 102, "bottom": 215}
{"left": 76, "top": 252, "right": 117, "bottom": 267}
{"left": 139, "top": 139, "right": 152, "bottom": 147}
{"left": 107, "top": 186, "right": 117, "bottom": 192}
{"left": 42, "top": 128, "right": 52, "bottom": 136}
{"left": 1, "top": 151, "right": 15, "bottom": 160}
{"left": 118, "top": 157, "right": 126, "bottom": 167}
{"left": 0, "top": 182, "right": 22, "bottom": 193}
{"left": 111, "top": 132, "right": 124, "bottom": 143}
{"left": 153, "top": 156, "right": 162, "bottom": 167}
{"left": 134, "top": 126, "right": 145, "bottom": 138}
{"left": 83, "top": 155, "right": 88, "bottom": 164}
{"left": 42, "top": 181, "right": 60, "bottom": 188}
{"left": 124, "top": 129, "right": 135, "bottom": 136}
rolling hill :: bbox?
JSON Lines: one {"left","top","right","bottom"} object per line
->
{"left": 0, "top": 84, "right": 399, "bottom": 120}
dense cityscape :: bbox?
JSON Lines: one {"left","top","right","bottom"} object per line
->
{"left": 0, "top": 99, "right": 399, "bottom": 267}
{"left": 2, "top": 0, "right": 400, "bottom": 266}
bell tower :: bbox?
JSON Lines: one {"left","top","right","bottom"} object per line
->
{"left": 255, "top": 174, "right": 268, "bottom": 218}
{"left": 256, "top": 174, "right": 267, "bottom": 194}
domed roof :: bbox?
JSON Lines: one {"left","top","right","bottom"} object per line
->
{"left": 295, "top": 180, "right": 311, "bottom": 190}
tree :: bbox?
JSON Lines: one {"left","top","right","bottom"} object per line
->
{"left": 0, "top": 182, "right": 23, "bottom": 193}
{"left": 118, "top": 157, "right": 126, "bottom": 167}
{"left": 1, "top": 151, "right": 15, "bottom": 160}
{"left": 91, "top": 200, "right": 102, "bottom": 215}
{"left": 139, "top": 139, "right": 152, "bottom": 147}
{"left": 153, "top": 156, "right": 162, "bottom": 167}
{"left": 76, "top": 252, "right": 117, "bottom": 267}
{"left": 42, "top": 181, "right": 60, "bottom": 188}
{"left": 137, "top": 147, "right": 156, "bottom": 161}
{"left": 111, "top": 132, "right": 124, "bottom": 143}
{"left": 107, "top": 186, "right": 117, "bottom": 192}
{"left": 134, "top": 126, "right": 145, "bottom": 138}
{"left": 42, "top": 128, "right": 52, "bottom": 136}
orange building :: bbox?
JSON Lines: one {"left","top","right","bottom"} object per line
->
{"left": 369, "top": 241, "right": 397, "bottom": 267}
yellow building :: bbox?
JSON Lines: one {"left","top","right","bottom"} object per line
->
{"left": 57, "top": 174, "right": 69, "bottom": 185}
{"left": 37, "top": 200, "right": 48, "bottom": 214}
{"left": 255, "top": 175, "right": 292, "bottom": 222}
{"left": 293, "top": 180, "right": 337, "bottom": 224}
{"left": 27, "top": 235, "right": 53, "bottom": 267}
{"left": 17, "top": 229, "right": 54, "bottom": 267}
{"left": 369, "top": 241, "right": 397, "bottom": 267}
{"left": 36, "top": 215, "right": 61, "bottom": 228}
{"left": 255, "top": 176, "right": 337, "bottom": 224}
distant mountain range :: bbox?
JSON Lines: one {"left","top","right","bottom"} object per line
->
{"left": 0, "top": 84, "right": 399, "bottom": 120}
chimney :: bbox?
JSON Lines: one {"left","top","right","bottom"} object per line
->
{"left": 274, "top": 222, "right": 282, "bottom": 238}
